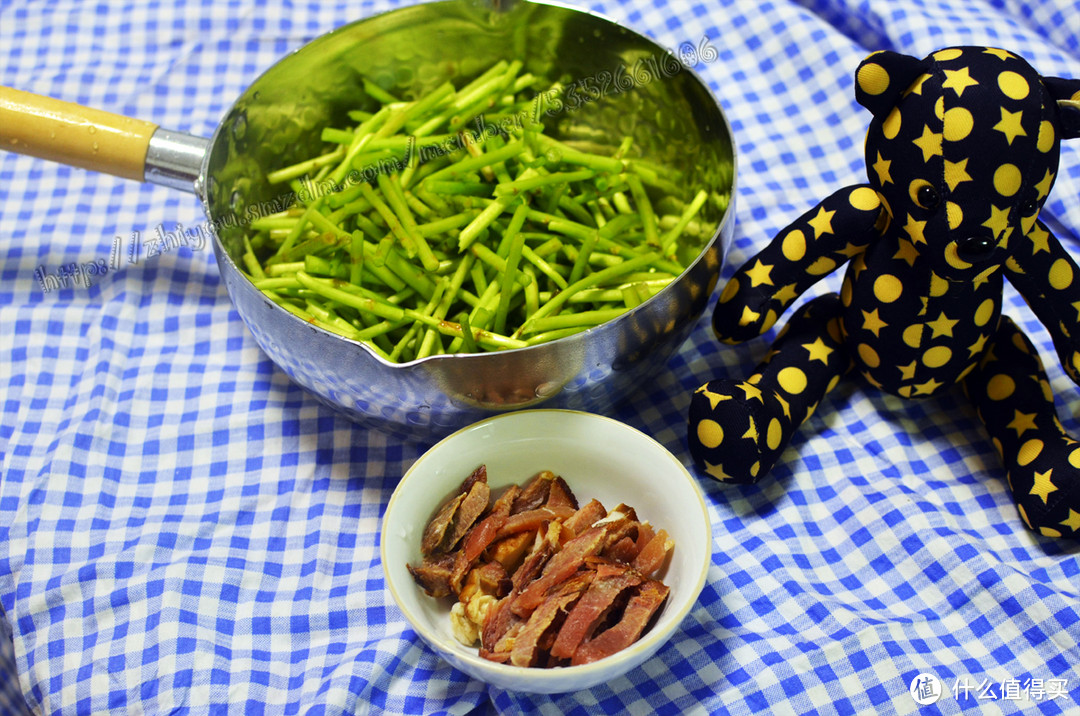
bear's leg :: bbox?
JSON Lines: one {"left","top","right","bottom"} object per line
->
{"left": 688, "top": 293, "right": 852, "bottom": 483}
{"left": 962, "top": 316, "right": 1080, "bottom": 539}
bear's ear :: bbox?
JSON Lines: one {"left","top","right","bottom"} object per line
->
{"left": 1043, "top": 76, "right": 1080, "bottom": 139}
{"left": 854, "top": 50, "right": 931, "bottom": 119}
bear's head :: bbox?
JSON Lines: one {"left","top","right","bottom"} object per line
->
{"left": 854, "top": 47, "right": 1080, "bottom": 280}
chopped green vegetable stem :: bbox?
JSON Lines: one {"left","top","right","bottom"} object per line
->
{"left": 244, "top": 61, "right": 724, "bottom": 362}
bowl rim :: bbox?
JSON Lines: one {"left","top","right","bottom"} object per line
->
{"left": 380, "top": 408, "right": 713, "bottom": 686}
{"left": 204, "top": 0, "right": 738, "bottom": 370}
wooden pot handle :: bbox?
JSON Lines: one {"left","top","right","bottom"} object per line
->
{"left": 0, "top": 86, "right": 158, "bottom": 181}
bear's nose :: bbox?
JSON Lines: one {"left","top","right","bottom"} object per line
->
{"left": 955, "top": 235, "right": 997, "bottom": 264}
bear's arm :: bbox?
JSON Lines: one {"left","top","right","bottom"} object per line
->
{"left": 711, "top": 184, "right": 883, "bottom": 344}
{"left": 1004, "top": 219, "right": 1080, "bottom": 385}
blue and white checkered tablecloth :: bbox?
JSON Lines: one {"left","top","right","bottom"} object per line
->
{"left": 2, "top": 0, "right": 1079, "bottom": 713}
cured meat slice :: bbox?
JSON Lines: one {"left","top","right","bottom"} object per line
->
{"left": 511, "top": 525, "right": 608, "bottom": 617}
{"left": 632, "top": 528, "right": 673, "bottom": 576}
{"left": 495, "top": 508, "right": 560, "bottom": 538}
{"left": 510, "top": 572, "right": 593, "bottom": 667}
{"left": 460, "top": 464, "right": 488, "bottom": 495}
{"left": 571, "top": 579, "right": 670, "bottom": 666}
{"left": 562, "top": 499, "right": 606, "bottom": 537}
{"left": 443, "top": 479, "right": 490, "bottom": 553}
{"left": 408, "top": 466, "right": 676, "bottom": 668}
{"left": 544, "top": 475, "right": 579, "bottom": 517}
{"left": 406, "top": 552, "right": 456, "bottom": 598}
{"left": 602, "top": 535, "right": 640, "bottom": 564}
{"left": 448, "top": 483, "right": 520, "bottom": 593}
{"left": 511, "top": 471, "right": 555, "bottom": 514}
{"left": 420, "top": 492, "right": 466, "bottom": 556}
{"left": 549, "top": 562, "right": 642, "bottom": 660}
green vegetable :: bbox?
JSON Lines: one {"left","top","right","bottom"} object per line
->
{"left": 240, "top": 62, "right": 723, "bottom": 363}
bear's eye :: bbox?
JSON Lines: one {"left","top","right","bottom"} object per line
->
{"left": 909, "top": 179, "right": 940, "bottom": 211}
{"left": 916, "top": 185, "right": 939, "bottom": 211}
{"left": 955, "top": 235, "right": 997, "bottom": 264}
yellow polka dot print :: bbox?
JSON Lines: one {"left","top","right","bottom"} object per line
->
{"left": 696, "top": 419, "right": 724, "bottom": 449}
{"left": 778, "top": 367, "right": 807, "bottom": 394}
{"left": 873, "top": 274, "right": 902, "bottom": 303}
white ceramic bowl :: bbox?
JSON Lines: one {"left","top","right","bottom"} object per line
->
{"left": 380, "top": 409, "right": 713, "bottom": 694}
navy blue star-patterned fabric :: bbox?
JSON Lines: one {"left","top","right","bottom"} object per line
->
{"left": 690, "top": 46, "right": 1080, "bottom": 540}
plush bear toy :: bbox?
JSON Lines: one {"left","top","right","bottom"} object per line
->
{"left": 688, "top": 46, "right": 1080, "bottom": 539}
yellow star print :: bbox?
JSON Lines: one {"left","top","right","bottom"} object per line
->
{"left": 742, "top": 415, "right": 760, "bottom": 441}
{"left": 704, "top": 461, "right": 734, "bottom": 481}
{"left": 1033, "top": 169, "right": 1055, "bottom": 201}
{"left": 802, "top": 337, "right": 834, "bottom": 364}
{"left": 807, "top": 206, "right": 836, "bottom": 238}
{"left": 912, "top": 125, "right": 944, "bottom": 162}
{"left": 834, "top": 242, "right": 865, "bottom": 259}
{"left": 903, "top": 214, "right": 928, "bottom": 245}
{"left": 927, "top": 311, "right": 959, "bottom": 338}
{"left": 967, "top": 333, "right": 989, "bottom": 358}
{"left": 898, "top": 360, "right": 918, "bottom": 381}
{"left": 851, "top": 253, "right": 869, "bottom": 278}
{"left": 943, "top": 158, "right": 973, "bottom": 192}
{"left": 739, "top": 382, "right": 764, "bottom": 403}
{"left": 1021, "top": 210, "right": 1041, "bottom": 236}
{"left": 738, "top": 306, "right": 761, "bottom": 326}
{"left": 694, "top": 384, "right": 732, "bottom": 410}
{"left": 775, "top": 392, "right": 792, "bottom": 420}
{"left": 872, "top": 152, "right": 893, "bottom": 185}
{"left": 993, "top": 108, "right": 1027, "bottom": 145}
{"left": 942, "top": 67, "right": 979, "bottom": 96}
{"left": 893, "top": 238, "right": 920, "bottom": 267}
{"left": 744, "top": 259, "right": 775, "bottom": 287}
{"left": 1006, "top": 410, "right": 1037, "bottom": 437}
{"left": 913, "top": 377, "right": 944, "bottom": 395}
{"left": 1028, "top": 225, "right": 1050, "bottom": 255}
{"left": 972, "top": 264, "right": 1000, "bottom": 289}
{"left": 1061, "top": 509, "right": 1080, "bottom": 532}
{"left": 983, "top": 48, "right": 1016, "bottom": 61}
{"left": 1030, "top": 468, "right": 1057, "bottom": 504}
{"left": 774, "top": 283, "right": 799, "bottom": 306}
{"left": 862, "top": 308, "right": 888, "bottom": 337}
{"left": 982, "top": 204, "right": 1012, "bottom": 240}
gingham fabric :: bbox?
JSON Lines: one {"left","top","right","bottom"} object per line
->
{"left": 2, "top": 0, "right": 1079, "bottom": 713}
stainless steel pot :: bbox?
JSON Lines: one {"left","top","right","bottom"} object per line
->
{"left": 0, "top": 0, "right": 737, "bottom": 441}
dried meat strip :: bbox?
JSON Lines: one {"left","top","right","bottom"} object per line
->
{"left": 570, "top": 579, "right": 670, "bottom": 665}
{"left": 447, "top": 482, "right": 522, "bottom": 593}
{"left": 544, "top": 476, "right": 579, "bottom": 516}
{"left": 511, "top": 471, "right": 555, "bottom": 514}
{"left": 510, "top": 571, "right": 593, "bottom": 667}
{"left": 443, "top": 479, "right": 491, "bottom": 553}
{"left": 495, "top": 507, "right": 560, "bottom": 538}
{"left": 460, "top": 464, "right": 488, "bottom": 495}
{"left": 603, "top": 535, "right": 640, "bottom": 564}
{"left": 562, "top": 499, "right": 606, "bottom": 537}
{"left": 511, "top": 525, "right": 608, "bottom": 617}
{"left": 420, "top": 492, "right": 466, "bottom": 556}
{"left": 407, "top": 552, "right": 456, "bottom": 598}
{"left": 549, "top": 562, "right": 643, "bottom": 660}
{"left": 632, "top": 528, "right": 673, "bottom": 577}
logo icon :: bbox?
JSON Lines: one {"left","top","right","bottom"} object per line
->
{"left": 910, "top": 673, "right": 942, "bottom": 705}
